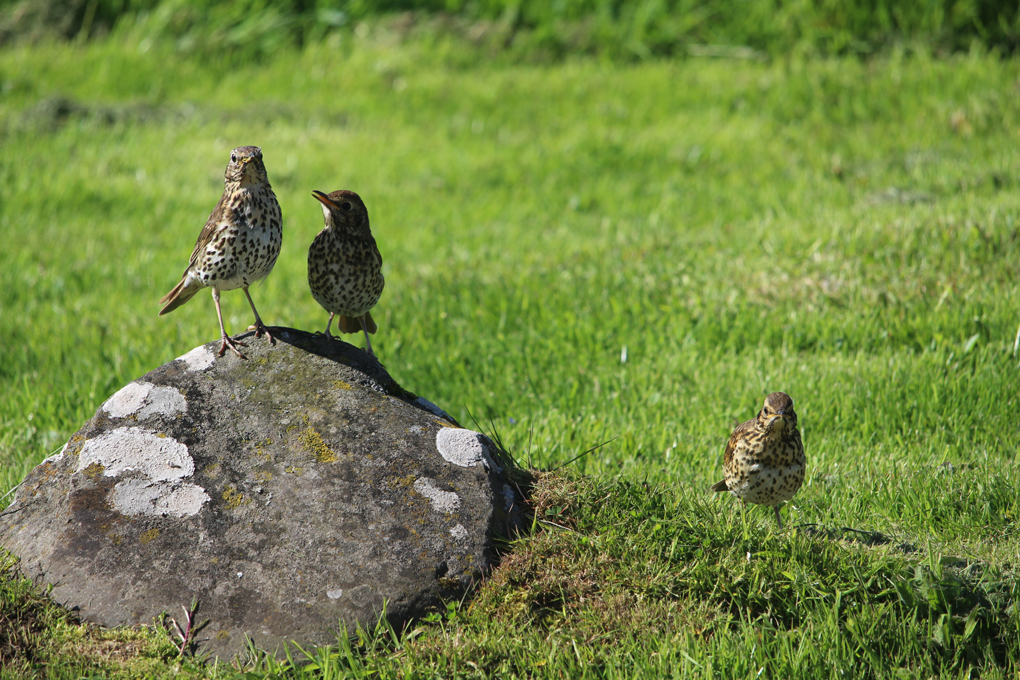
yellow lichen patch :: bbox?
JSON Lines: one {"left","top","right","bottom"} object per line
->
{"left": 110, "top": 534, "right": 123, "bottom": 545}
{"left": 139, "top": 528, "right": 160, "bottom": 544}
{"left": 253, "top": 443, "right": 273, "bottom": 462}
{"left": 255, "top": 470, "right": 274, "bottom": 483}
{"left": 66, "top": 434, "right": 86, "bottom": 457}
{"left": 332, "top": 380, "right": 353, "bottom": 391}
{"left": 82, "top": 462, "right": 105, "bottom": 478}
{"left": 391, "top": 475, "right": 417, "bottom": 489}
{"left": 155, "top": 432, "right": 167, "bottom": 439}
{"left": 221, "top": 485, "right": 250, "bottom": 509}
{"left": 299, "top": 428, "right": 337, "bottom": 463}
{"left": 204, "top": 463, "right": 221, "bottom": 478}
{"left": 285, "top": 415, "right": 312, "bottom": 435}
{"left": 285, "top": 466, "right": 304, "bottom": 475}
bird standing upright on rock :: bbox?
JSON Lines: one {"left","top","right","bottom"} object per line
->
{"left": 711, "top": 391, "right": 806, "bottom": 528}
{"left": 159, "top": 146, "right": 283, "bottom": 359}
{"left": 307, "top": 189, "right": 385, "bottom": 357}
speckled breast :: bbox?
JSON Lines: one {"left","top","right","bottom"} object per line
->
{"left": 307, "top": 233, "right": 384, "bottom": 317}
{"left": 201, "top": 185, "right": 282, "bottom": 291}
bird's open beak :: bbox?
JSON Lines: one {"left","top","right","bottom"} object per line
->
{"left": 312, "top": 190, "right": 337, "bottom": 209}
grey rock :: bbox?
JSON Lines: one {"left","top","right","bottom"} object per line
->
{"left": 0, "top": 328, "right": 524, "bottom": 658}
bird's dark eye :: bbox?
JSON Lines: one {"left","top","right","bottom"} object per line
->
{"left": 341, "top": 201, "right": 353, "bottom": 211}
{"left": 231, "top": 154, "right": 237, "bottom": 162}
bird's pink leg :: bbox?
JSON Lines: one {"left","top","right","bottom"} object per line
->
{"left": 213, "top": 288, "right": 247, "bottom": 359}
{"left": 242, "top": 286, "right": 274, "bottom": 345}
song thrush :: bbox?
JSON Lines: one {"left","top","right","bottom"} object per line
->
{"left": 307, "top": 190, "right": 385, "bottom": 356}
{"left": 159, "top": 146, "right": 283, "bottom": 359}
{"left": 710, "top": 392, "right": 806, "bottom": 528}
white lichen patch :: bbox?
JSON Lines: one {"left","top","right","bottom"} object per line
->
{"left": 449, "top": 524, "right": 468, "bottom": 540}
{"left": 435, "top": 428, "right": 501, "bottom": 473}
{"left": 176, "top": 345, "right": 216, "bottom": 371}
{"left": 108, "top": 479, "right": 210, "bottom": 518}
{"left": 103, "top": 382, "right": 150, "bottom": 418}
{"left": 76, "top": 427, "right": 207, "bottom": 518}
{"left": 413, "top": 477, "right": 461, "bottom": 514}
{"left": 327, "top": 588, "right": 343, "bottom": 600}
{"left": 103, "top": 382, "right": 187, "bottom": 420}
{"left": 77, "top": 427, "right": 194, "bottom": 482}
{"left": 138, "top": 386, "right": 187, "bottom": 419}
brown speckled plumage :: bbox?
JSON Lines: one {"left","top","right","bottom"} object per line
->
{"left": 158, "top": 146, "right": 282, "bottom": 359}
{"left": 307, "top": 190, "right": 385, "bottom": 356}
{"left": 710, "top": 392, "right": 806, "bottom": 528}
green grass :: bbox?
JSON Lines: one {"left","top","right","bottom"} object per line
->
{"left": 5, "top": 0, "right": 1019, "bottom": 60}
{"left": 1, "top": 28, "right": 1020, "bottom": 678}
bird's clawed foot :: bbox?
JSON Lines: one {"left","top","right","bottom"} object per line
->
{"left": 218, "top": 334, "right": 248, "bottom": 359}
{"left": 313, "top": 315, "right": 336, "bottom": 342}
{"left": 247, "top": 320, "right": 275, "bottom": 345}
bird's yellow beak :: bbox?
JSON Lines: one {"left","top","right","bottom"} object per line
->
{"left": 312, "top": 190, "right": 337, "bottom": 209}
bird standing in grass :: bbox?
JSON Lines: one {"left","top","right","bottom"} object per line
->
{"left": 711, "top": 391, "right": 806, "bottom": 528}
{"left": 159, "top": 146, "right": 282, "bottom": 359}
{"left": 307, "top": 190, "right": 385, "bottom": 357}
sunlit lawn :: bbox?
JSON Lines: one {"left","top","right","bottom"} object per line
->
{"left": 1, "top": 33, "right": 1019, "bottom": 678}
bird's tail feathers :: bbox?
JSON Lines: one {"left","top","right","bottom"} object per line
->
{"left": 159, "top": 275, "right": 203, "bottom": 316}
{"left": 337, "top": 312, "right": 378, "bottom": 334}
{"left": 710, "top": 479, "right": 729, "bottom": 493}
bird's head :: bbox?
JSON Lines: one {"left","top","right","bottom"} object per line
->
{"left": 224, "top": 146, "right": 268, "bottom": 184}
{"left": 757, "top": 391, "right": 797, "bottom": 436}
{"left": 312, "top": 189, "right": 370, "bottom": 236}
